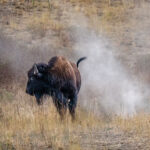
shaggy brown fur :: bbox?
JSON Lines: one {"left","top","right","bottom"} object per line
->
{"left": 48, "top": 56, "right": 80, "bottom": 92}
{"left": 26, "top": 56, "right": 86, "bottom": 120}
{"left": 47, "top": 56, "right": 82, "bottom": 120}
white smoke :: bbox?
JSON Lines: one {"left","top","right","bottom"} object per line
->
{"left": 71, "top": 26, "right": 148, "bottom": 116}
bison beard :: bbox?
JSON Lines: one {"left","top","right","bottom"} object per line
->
{"left": 26, "top": 56, "right": 86, "bottom": 121}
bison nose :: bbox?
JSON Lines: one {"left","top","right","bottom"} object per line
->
{"left": 26, "top": 88, "right": 34, "bottom": 96}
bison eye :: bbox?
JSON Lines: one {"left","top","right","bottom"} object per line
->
{"left": 30, "top": 77, "right": 34, "bottom": 81}
{"left": 37, "top": 73, "right": 43, "bottom": 78}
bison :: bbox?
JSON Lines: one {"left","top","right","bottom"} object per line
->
{"left": 26, "top": 56, "right": 86, "bottom": 120}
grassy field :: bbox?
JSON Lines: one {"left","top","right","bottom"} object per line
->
{"left": 0, "top": 85, "right": 150, "bottom": 149}
{"left": 0, "top": 0, "right": 150, "bottom": 149}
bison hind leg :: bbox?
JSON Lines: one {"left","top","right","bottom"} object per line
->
{"left": 68, "top": 94, "right": 77, "bottom": 121}
{"left": 54, "top": 100, "right": 67, "bottom": 120}
{"left": 52, "top": 91, "right": 67, "bottom": 120}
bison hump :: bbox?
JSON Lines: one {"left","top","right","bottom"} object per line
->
{"left": 48, "top": 56, "right": 76, "bottom": 82}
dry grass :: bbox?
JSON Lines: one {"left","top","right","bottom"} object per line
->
{"left": 26, "top": 12, "right": 64, "bottom": 36}
{"left": 113, "top": 114, "right": 150, "bottom": 135}
{"left": 0, "top": 85, "right": 150, "bottom": 149}
{"left": 0, "top": 86, "right": 105, "bottom": 150}
{"left": 67, "top": 0, "right": 135, "bottom": 35}
{"left": 102, "top": 6, "right": 128, "bottom": 23}
{"left": 0, "top": 0, "right": 137, "bottom": 38}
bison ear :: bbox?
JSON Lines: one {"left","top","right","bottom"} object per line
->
{"left": 34, "top": 64, "right": 39, "bottom": 75}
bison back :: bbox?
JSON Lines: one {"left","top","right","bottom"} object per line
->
{"left": 48, "top": 56, "right": 77, "bottom": 89}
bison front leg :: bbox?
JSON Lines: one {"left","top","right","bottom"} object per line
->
{"left": 35, "top": 93, "right": 43, "bottom": 105}
{"left": 68, "top": 95, "right": 77, "bottom": 121}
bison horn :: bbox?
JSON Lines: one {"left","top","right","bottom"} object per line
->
{"left": 34, "top": 64, "right": 39, "bottom": 75}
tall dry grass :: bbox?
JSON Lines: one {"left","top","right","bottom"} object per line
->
{"left": 0, "top": 84, "right": 150, "bottom": 149}
{"left": 0, "top": 85, "right": 105, "bottom": 150}
{"left": 26, "top": 12, "right": 64, "bottom": 37}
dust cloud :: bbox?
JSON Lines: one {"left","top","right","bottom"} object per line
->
{"left": 70, "top": 22, "right": 149, "bottom": 116}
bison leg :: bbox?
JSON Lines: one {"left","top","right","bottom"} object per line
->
{"left": 53, "top": 98, "right": 67, "bottom": 120}
{"left": 52, "top": 91, "right": 67, "bottom": 120}
{"left": 57, "top": 102, "right": 67, "bottom": 120}
{"left": 35, "top": 93, "right": 43, "bottom": 105}
{"left": 68, "top": 95, "right": 77, "bottom": 121}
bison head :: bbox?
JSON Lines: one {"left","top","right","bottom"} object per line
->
{"left": 26, "top": 63, "right": 49, "bottom": 105}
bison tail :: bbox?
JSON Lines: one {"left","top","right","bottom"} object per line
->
{"left": 77, "top": 57, "right": 87, "bottom": 68}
